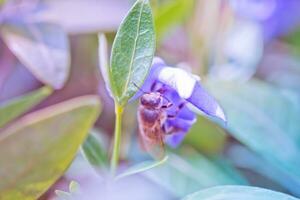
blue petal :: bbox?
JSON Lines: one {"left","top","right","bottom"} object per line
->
{"left": 166, "top": 117, "right": 195, "bottom": 132}
{"left": 176, "top": 106, "right": 197, "bottom": 121}
{"left": 165, "top": 131, "right": 187, "bottom": 148}
{"left": 187, "top": 83, "right": 226, "bottom": 121}
{"left": 165, "top": 105, "right": 196, "bottom": 131}
{"left": 141, "top": 57, "right": 166, "bottom": 92}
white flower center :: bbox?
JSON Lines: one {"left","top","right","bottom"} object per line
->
{"left": 158, "top": 67, "right": 198, "bottom": 99}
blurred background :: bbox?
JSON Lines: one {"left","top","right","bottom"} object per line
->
{"left": 1, "top": 0, "right": 300, "bottom": 199}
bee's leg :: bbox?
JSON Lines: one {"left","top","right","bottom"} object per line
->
{"left": 162, "top": 102, "right": 173, "bottom": 109}
{"left": 155, "top": 101, "right": 172, "bottom": 111}
{"left": 151, "top": 82, "right": 157, "bottom": 91}
{"left": 156, "top": 85, "right": 168, "bottom": 94}
{"left": 162, "top": 124, "right": 175, "bottom": 135}
{"left": 162, "top": 124, "right": 167, "bottom": 133}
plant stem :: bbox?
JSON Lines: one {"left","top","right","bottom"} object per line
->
{"left": 110, "top": 104, "right": 124, "bottom": 175}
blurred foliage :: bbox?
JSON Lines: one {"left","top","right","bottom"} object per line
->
{"left": 207, "top": 79, "right": 300, "bottom": 196}
{"left": 0, "top": 96, "right": 100, "bottom": 199}
{"left": 81, "top": 130, "right": 108, "bottom": 170}
{"left": 41, "top": 0, "right": 130, "bottom": 34}
{"left": 153, "top": 0, "right": 194, "bottom": 42}
{"left": 144, "top": 148, "right": 247, "bottom": 198}
{"left": 228, "top": 144, "right": 300, "bottom": 196}
{"left": 116, "top": 155, "right": 168, "bottom": 180}
{"left": 183, "top": 185, "right": 299, "bottom": 200}
{"left": 1, "top": 19, "right": 70, "bottom": 89}
{"left": 0, "top": 86, "right": 52, "bottom": 128}
{"left": 285, "top": 28, "right": 300, "bottom": 55}
{"left": 0, "top": 0, "right": 300, "bottom": 199}
{"left": 183, "top": 116, "right": 227, "bottom": 154}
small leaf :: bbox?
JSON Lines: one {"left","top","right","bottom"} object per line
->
{"left": 1, "top": 17, "right": 70, "bottom": 89}
{"left": 116, "top": 156, "right": 168, "bottom": 180}
{"left": 0, "top": 96, "right": 101, "bottom": 199}
{"left": 183, "top": 186, "right": 299, "bottom": 200}
{"left": 0, "top": 86, "right": 52, "bottom": 128}
{"left": 109, "top": 0, "right": 155, "bottom": 105}
{"left": 69, "top": 181, "right": 80, "bottom": 194}
{"left": 55, "top": 181, "right": 80, "bottom": 200}
{"left": 55, "top": 190, "right": 71, "bottom": 200}
{"left": 81, "top": 130, "right": 108, "bottom": 169}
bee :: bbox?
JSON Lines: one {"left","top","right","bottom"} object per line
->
{"left": 137, "top": 92, "right": 173, "bottom": 159}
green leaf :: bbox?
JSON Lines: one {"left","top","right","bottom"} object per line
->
{"left": 55, "top": 190, "right": 72, "bottom": 200}
{"left": 144, "top": 148, "right": 247, "bottom": 198}
{"left": 109, "top": 0, "right": 155, "bottom": 105}
{"left": 116, "top": 156, "right": 168, "bottom": 180}
{"left": 154, "top": 0, "right": 194, "bottom": 42}
{"left": 206, "top": 79, "right": 300, "bottom": 194}
{"left": 1, "top": 19, "right": 70, "bottom": 89}
{"left": 98, "top": 34, "right": 110, "bottom": 90}
{"left": 0, "top": 87, "right": 52, "bottom": 128}
{"left": 55, "top": 181, "right": 80, "bottom": 200}
{"left": 228, "top": 145, "right": 300, "bottom": 196}
{"left": 285, "top": 28, "right": 300, "bottom": 55}
{"left": 81, "top": 130, "right": 108, "bottom": 169}
{"left": 183, "top": 116, "right": 227, "bottom": 154}
{"left": 0, "top": 96, "right": 101, "bottom": 199}
{"left": 69, "top": 181, "right": 80, "bottom": 194}
{"left": 98, "top": 33, "right": 114, "bottom": 97}
{"left": 183, "top": 186, "right": 299, "bottom": 200}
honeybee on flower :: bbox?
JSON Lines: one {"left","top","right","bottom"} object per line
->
{"left": 133, "top": 58, "right": 226, "bottom": 158}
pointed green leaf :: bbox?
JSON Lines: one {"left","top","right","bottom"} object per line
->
{"left": 0, "top": 96, "right": 101, "bottom": 199}
{"left": 81, "top": 130, "right": 108, "bottom": 169}
{"left": 183, "top": 186, "right": 299, "bottom": 200}
{"left": 0, "top": 87, "right": 52, "bottom": 128}
{"left": 109, "top": 0, "right": 155, "bottom": 105}
{"left": 116, "top": 156, "right": 168, "bottom": 180}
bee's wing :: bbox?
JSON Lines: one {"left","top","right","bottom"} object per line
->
{"left": 137, "top": 111, "right": 165, "bottom": 160}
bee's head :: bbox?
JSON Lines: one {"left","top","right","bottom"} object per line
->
{"left": 140, "top": 92, "right": 163, "bottom": 109}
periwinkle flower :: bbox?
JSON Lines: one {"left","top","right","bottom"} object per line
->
{"left": 230, "top": 0, "right": 300, "bottom": 40}
{"left": 136, "top": 58, "right": 226, "bottom": 148}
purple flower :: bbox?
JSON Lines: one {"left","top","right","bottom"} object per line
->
{"left": 230, "top": 0, "right": 300, "bottom": 40}
{"left": 136, "top": 57, "right": 226, "bottom": 147}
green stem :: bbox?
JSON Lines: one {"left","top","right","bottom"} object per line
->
{"left": 110, "top": 104, "right": 124, "bottom": 175}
